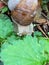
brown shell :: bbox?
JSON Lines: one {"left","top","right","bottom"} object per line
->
{"left": 11, "top": 0, "right": 38, "bottom": 26}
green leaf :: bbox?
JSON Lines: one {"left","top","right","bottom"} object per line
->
{"left": 1, "top": 35, "right": 48, "bottom": 65}
{"left": 34, "top": 31, "right": 42, "bottom": 37}
{"left": 1, "top": 7, "right": 8, "bottom": 13}
{"left": 0, "top": 14, "right": 14, "bottom": 40}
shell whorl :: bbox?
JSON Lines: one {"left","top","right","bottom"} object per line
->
{"left": 8, "top": 0, "right": 21, "bottom": 11}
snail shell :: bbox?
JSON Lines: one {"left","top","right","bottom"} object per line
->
{"left": 8, "top": 0, "right": 38, "bottom": 26}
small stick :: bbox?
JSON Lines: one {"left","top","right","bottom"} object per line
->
{"left": 37, "top": 25, "right": 49, "bottom": 38}
{"left": 41, "top": 12, "right": 49, "bottom": 21}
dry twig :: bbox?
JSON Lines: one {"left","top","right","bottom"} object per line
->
{"left": 37, "top": 25, "right": 49, "bottom": 38}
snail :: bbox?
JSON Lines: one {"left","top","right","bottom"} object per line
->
{"left": 1, "top": 0, "right": 48, "bottom": 37}
{"left": 7, "top": 0, "right": 39, "bottom": 36}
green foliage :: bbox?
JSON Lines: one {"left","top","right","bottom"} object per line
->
{"left": 1, "top": 35, "right": 49, "bottom": 65}
{"left": 42, "top": 0, "right": 49, "bottom": 3}
{"left": 0, "top": 13, "right": 49, "bottom": 65}
{"left": 0, "top": 6, "right": 8, "bottom": 13}
{"left": 34, "top": 31, "right": 42, "bottom": 37}
{"left": 0, "top": 14, "right": 14, "bottom": 40}
{"left": 1, "top": 6, "right": 8, "bottom": 13}
{"left": 41, "top": 0, "right": 49, "bottom": 12}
